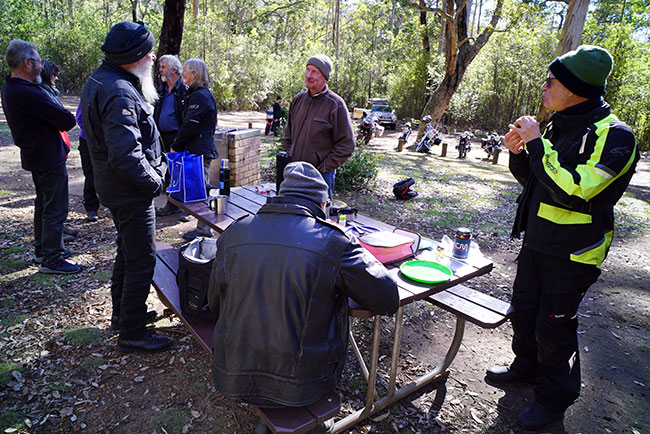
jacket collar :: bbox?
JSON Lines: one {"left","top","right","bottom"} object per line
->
{"left": 551, "top": 97, "right": 610, "bottom": 130}
{"left": 101, "top": 59, "right": 142, "bottom": 88}
{"left": 308, "top": 84, "right": 329, "bottom": 99}
{"left": 263, "top": 196, "right": 326, "bottom": 219}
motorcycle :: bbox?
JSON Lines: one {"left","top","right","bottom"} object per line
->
{"left": 414, "top": 116, "right": 442, "bottom": 153}
{"left": 357, "top": 113, "right": 379, "bottom": 145}
{"left": 264, "top": 109, "right": 274, "bottom": 136}
{"left": 456, "top": 131, "right": 472, "bottom": 159}
{"left": 481, "top": 132, "right": 502, "bottom": 158}
{"left": 399, "top": 122, "right": 412, "bottom": 142}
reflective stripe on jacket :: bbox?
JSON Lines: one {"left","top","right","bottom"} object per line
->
{"left": 510, "top": 98, "right": 639, "bottom": 267}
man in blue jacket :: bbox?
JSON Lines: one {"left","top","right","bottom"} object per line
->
{"left": 81, "top": 21, "right": 171, "bottom": 354}
{"left": 1, "top": 39, "right": 82, "bottom": 274}
{"left": 488, "top": 45, "right": 639, "bottom": 430}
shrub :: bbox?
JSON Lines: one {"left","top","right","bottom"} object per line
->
{"left": 335, "top": 144, "right": 381, "bottom": 192}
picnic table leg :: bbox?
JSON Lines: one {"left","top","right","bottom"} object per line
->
{"left": 364, "top": 315, "right": 382, "bottom": 412}
{"left": 349, "top": 330, "right": 370, "bottom": 382}
{"left": 387, "top": 306, "right": 405, "bottom": 396}
{"left": 331, "top": 315, "right": 466, "bottom": 433}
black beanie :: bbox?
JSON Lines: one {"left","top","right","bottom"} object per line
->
{"left": 101, "top": 21, "right": 155, "bottom": 65}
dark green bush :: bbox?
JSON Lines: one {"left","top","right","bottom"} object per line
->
{"left": 335, "top": 144, "right": 380, "bottom": 192}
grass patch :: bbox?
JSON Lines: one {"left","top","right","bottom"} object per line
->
{"left": 93, "top": 271, "right": 112, "bottom": 282}
{"left": 49, "top": 382, "right": 69, "bottom": 392}
{"left": 146, "top": 407, "right": 188, "bottom": 434}
{"left": 1, "top": 247, "right": 25, "bottom": 255}
{"left": 189, "top": 381, "right": 208, "bottom": 399}
{"left": 0, "top": 258, "right": 26, "bottom": 275}
{"left": 0, "top": 298, "right": 18, "bottom": 308}
{"left": 0, "top": 410, "right": 25, "bottom": 432}
{"left": 2, "top": 314, "right": 28, "bottom": 328}
{"left": 63, "top": 327, "right": 103, "bottom": 346}
{"left": 0, "top": 189, "right": 12, "bottom": 196}
{"left": 79, "top": 356, "right": 106, "bottom": 375}
{"left": 0, "top": 363, "right": 23, "bottom": 386}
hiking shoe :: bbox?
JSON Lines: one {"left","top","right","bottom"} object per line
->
{"left": 486, "top": 365, "right": 541, "bottom": 384}
{"left": 111, "top": 310, "right": 158, "bottom": 331}
{"left": 518, "top": 402, "right": 564, "bottom": 430}
{"left": 39, "top": 258, "right": 83, "bottom": 274}
{"left": 87, "top": 210, "right": 99, "bottom": 222}
{"left": 118, "top": 332, "right": 173, "bottom": 354}
{"left": 63, "top": 226, "right": 79, "bottom": 236}
{"left": 156, "top": 203, "right": 181, "bottom": 216}
{"left": 178, "top": 213, "right": 193, "bottom": 222}
{"left": 182, "top": 229, "right": 211, "bottom": 240}
{"left": 63, "top": 233, "right": 75, "bottom": 243}
{"left": 34, "top": 248, "right": 71, "bottom": 264}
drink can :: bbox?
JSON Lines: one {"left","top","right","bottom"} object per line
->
{"left": 452, "top": 228, "right": 471, "bottom": 259}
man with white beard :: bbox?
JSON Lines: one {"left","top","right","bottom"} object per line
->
{"left": 1, "top": 39, "right": 82, "bottom": 274}
{"left": 81, "top": 21, "right": 172, "bottom": 353}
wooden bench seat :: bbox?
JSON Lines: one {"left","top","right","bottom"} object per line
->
{"left": 428, "top": 284, "right": 514, "bottom": 328}
{"left": 152, "top": 241, "right": 340, "bottom": 434}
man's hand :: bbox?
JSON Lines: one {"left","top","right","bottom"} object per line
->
{"left": 504, "top": 129, "right": 524, "bottom": 154}
{"left": 509, "top": 115, "right": 541, "bottom": 144}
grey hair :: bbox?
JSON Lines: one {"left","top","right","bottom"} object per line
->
{"left": 5, "top": 39, "right": 38, "bottom": 70}
{"left": 159, "top": 54, "right": 182, "bottom": 74}
{"left": 183, "top": 58, "right": 210, "bottom": 88}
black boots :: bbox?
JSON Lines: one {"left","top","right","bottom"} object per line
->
{"left": 485, "top": 365, "right": 541, "bottom": 384}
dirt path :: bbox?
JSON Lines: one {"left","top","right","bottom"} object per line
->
{"left": 0, "top": 100, "right": 648, "bottom": 433}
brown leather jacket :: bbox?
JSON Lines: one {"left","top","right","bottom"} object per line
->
{"left": 282, "top": 86, "right": 355, "bottom": 173}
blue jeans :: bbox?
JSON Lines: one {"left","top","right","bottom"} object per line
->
{"left": 31, "top": 163, "right": 68, "bottom": 262}
{"left": 108, "top": 199, "right": 157, "bottom": 339}
{"left": 322, "top": 169, "right": 335, "bottom": 201}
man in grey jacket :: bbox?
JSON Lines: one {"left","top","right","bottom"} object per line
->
{"left": 81, "top": 21, "right": 171, "bottom": 354}
{"left": 209, "top": 162, "right": 398, "bottom": 416}
{"left": 282, "top": 55, "right": 355, "bottom": 200}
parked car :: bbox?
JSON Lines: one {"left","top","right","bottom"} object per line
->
{"left": 368, "top": 98, "right": 397, "bottom": 130}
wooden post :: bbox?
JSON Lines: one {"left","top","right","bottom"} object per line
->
{"left": 441, "top": 142, "right": 448, "bottom": 157}
{"left": 396, "top": 138, "right": 405, "bottom": 152}
{"left": 492, "top": 148, "right": 501, "bottom": 165}
{"left": 248, "top": 122, "right": 253, "bottom": 129}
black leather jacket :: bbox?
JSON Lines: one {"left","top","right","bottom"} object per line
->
{"left": 81, "top": 60, "right": 166, "bottom": 208}
{"left": 208, "top": 196, "right": 399, "bottom": 406}
{"left": 171, "top": 86, "right": 218, "bottom": 159}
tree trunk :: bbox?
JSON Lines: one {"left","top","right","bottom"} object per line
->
{"left": 419, "top": 0, "right": 429, "bottom": 52}
{"left": 157, "top": 0, "right": 186, "bottom": 58}
{"left": 418, "top": 0, "right": 503, "bottom": 125}
{"left": 537, "top": 0, "right": 589, "bottom": 124}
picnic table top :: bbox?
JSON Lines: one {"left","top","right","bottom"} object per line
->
{"left": 168, "top": 184, "right": 493, "bottom": 311}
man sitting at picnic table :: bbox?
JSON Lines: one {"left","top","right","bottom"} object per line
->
{"left": 208, "top": 161, "right": 399, "bottom": 432}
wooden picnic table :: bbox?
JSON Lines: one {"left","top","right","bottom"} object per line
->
{"left": 164, "top": 183, "right": 500, "bottom": 433}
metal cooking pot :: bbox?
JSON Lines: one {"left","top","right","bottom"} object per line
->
{"left": 332, "top": 206, "right": 358, "bottom": 223}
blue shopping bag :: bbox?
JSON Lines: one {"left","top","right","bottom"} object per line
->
{"left": 166, "top": 152, "right": 207, "bottom": 203}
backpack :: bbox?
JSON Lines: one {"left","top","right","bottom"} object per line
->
{"left": 177, "top": 237, "right": 218, "bottom": 322}
{"left": 393, "top": 178, "right": 419, "bottom": 200}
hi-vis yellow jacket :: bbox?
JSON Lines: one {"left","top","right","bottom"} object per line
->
{"left": 510, "top": 98, "right": 639, "bottom": 268}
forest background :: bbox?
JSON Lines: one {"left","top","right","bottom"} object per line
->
{"left": 1, "top": 0, "right": 649, "bottom": 149}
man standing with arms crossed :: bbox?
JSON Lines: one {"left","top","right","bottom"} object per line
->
{"left": 2, "top": 40, "right": 82, "bottom": 274}
{"left": 154, "top": 54, "right": 188, "bottom": 217}
{"left": 282, "top": 54, "right": 355, "bottom": 200}
{"left": 81, "top": 21, "right": 171, "bottom": 353}
{"left": 487, "top": 45, "right": 639, "bottom": 430}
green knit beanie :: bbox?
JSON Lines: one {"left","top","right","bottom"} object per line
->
{"left": 549, "top": 45, "right": 613, "bottom": 98}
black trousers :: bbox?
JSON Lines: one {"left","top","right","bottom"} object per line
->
{"left": 108, "top": 200, "right": 157, "bottom": 339}
{"left": 78, "top": 137, "right": 99, "bottom": 213}
{"left": 31, "top": 162, "right": 68, "bottom": 261}
{"left": 510, "top": 247, "right": 600, "bottom": 412}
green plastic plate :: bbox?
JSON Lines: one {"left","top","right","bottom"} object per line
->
{"left": 399, "top": 260, "right": 452, "bottom": 284}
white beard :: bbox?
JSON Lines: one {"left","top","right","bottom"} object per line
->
{"left": 128, "top": 58, "right": 158, "bottom": 105}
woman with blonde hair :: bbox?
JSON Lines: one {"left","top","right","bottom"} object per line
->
{"left": 170, "top": 59, "right": 219, "bottom": 240}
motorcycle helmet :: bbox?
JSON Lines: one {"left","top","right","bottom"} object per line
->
{"left": 422, "top": 115, "right": 432, "bottom": 123}
{"left": 393, "top": 178, "right": 419, "bottom": 200}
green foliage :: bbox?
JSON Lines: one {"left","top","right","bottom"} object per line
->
{"left": 146, "top": 407, "right": 188, "bottom": 434}
{"left": 0, "top": 410, "right": 25, "bottom": 432}
{"left": 2, "top": 314, "right": 27, "bottom": 327}
{"left": 79, "top": 356, "right": 106, "bottom": 375}
{"left": 0, "top": 362, "right": 23, "bottom": 386}
{"left": 63, "top": 327, "right": 103, "bottom": 346}
{"left": 335, "top": 145, "right": 381, "bottom": 192}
